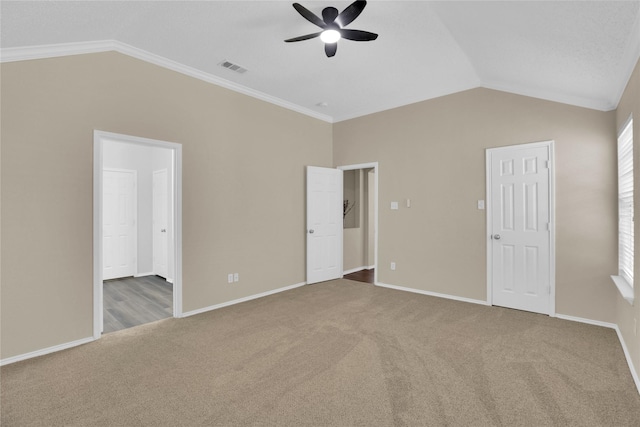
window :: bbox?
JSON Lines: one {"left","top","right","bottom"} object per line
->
{"left": 613, "top": 116, "right": 634, "bottom": 302}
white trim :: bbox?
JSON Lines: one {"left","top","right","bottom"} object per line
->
{"left": 555, "top": 313, "right": 617, "bottom": 329}
{"left": 0, "top": 40, "right": 115, "bottom": 62}
{"left": 485, "top": 140, "right": 556, "bottom": 315}
{"left": 337, "top": 162, "right": 379, "bottom": 285}
{"left": 615, "top": 325, "right": 640, "bottom": 395}
{"left": 376, "top": 282, "right": 490, "bottom": 307}
{"left": 0, "top": 336, "right": 94, "bottom": 366}
{"left": 343, "top": 266, "right": 370, "bottom": 275}
{"left": 619, "top": 113, "right": 634, "bottom": 137}
{"left": 134, "top": 272, "right": 154, "bottom": 278}
{"left": 556, "top": 314, "right": 640, "bottom": 395}
{"left": 611, "top": 275, "right": 635, "bottom": 305}
{"left": 611, "top": 10, "right": 640, "bottom": 111}
{"left": 481, "top": 80, "right": 616, "bottom": 112}
{"left": 94, "top": 130, "right": 183, "bottom": 340}
{"left": 182, "top": 282, "right": 307, "bottom": 318}
{"left": 0, "top": 40, "right": 333, "bottom": 123}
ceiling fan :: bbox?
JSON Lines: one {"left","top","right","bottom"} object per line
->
{"left": 284, "top": 0, "right": 378, "bottom": 58}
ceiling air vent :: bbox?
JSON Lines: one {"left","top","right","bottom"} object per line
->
{"left": 219, "top": 60, "right": 247, "bottom": 74}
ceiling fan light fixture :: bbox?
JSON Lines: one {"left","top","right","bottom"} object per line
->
{"left": 320, "top": 29, "right": 341, "bottom": 44}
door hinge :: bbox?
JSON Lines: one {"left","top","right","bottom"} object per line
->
{"left": 545, "top": 160, "right": 550, "bottom": 169}
{"left": 547, "top": 222, "right": 551, "bottom": 231}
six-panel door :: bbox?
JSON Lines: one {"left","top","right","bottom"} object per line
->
{"left": 490, "top": 145, "right": 551, "bottom": 314}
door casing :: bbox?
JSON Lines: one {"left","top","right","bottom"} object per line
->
{"left": 93, "top": 130, "right": 183, "bottom": 338}
{"left": 485, "top": 141, "right": 556, "bottom": 315}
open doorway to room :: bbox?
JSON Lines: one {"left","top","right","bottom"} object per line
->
{"left": 94, "top": 131, "right": 182, "bottom": 338}
{"left": 340, "top": 165, "right": 377, "bottom": 284}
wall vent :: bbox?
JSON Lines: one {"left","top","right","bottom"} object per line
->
{"left": 219, "top": 60, "right": 247, "bottom": 74}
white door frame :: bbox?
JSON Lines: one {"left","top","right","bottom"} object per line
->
{"left": 93, "top": 130, "right": 183, "bottom": 339}
{"left": 102, "top": 168, "right": 138, "bottom": 280}
{"left": 337, "top": 162, "right": 379, "bottom": 284}
{"left": 485, "top": 140, "right": 556, "bottom": 315}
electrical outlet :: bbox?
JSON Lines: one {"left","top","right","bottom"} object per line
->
{"left": 390, "top": 262, "right": 396, "bottom": 271}
{"left": 234, "top": 273, "right": 239, "bottom": 282}
{"left": 227, "top": 273, "right": 234, "bottom": 284}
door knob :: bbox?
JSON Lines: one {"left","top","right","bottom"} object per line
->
{"left": 161, "top": 229, "right": 166, "bottom": 233}
{"left": 493, "top": 234, "right": 501, "bottom": 240}
{"left": 309, "top": 229, "right": 314, "bottom": 234}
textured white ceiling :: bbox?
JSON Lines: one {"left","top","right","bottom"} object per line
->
{"left": 1, "top": 1, "right": 639, "bottom": 122}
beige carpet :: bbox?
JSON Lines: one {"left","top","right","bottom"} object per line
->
{"left": 2, "top": 279, "right": 640, "bottom": 426}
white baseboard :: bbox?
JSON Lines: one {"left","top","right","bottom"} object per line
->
{"left": 0, "top": 336, "right": 95, "bottom": 366}
{"left": 182, "top": 281, "right": 307, "bottom": 318}
{"left": 343, "top": 266, "right": 368, "bottom": 275}
{"left": 615, "top": 325, "right": 640, "bottom": 395}
{"left": 555, "top": 313, "right": 617, "bottom": 329}
{"left": 134, "top": 272, "right": 154, "bottom": 278}
{"left": 375, "top": 282, "right": 490, "bottom": 306}
{"left": 557, "top": 313, "right": 640, "bottom": 395}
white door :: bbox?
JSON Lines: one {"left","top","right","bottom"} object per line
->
{"left": 307, "top": 166, "right": 343, "bottom": 284}
{"left": 153, "top": 169, "right": 168, "bottom": 279}
{"left": 103, "top": 169, "right": 136, "bottom": 280}
{"left": 488, "top": 142, "right": 553, "bottom": 315}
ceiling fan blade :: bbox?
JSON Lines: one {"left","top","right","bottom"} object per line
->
{"left": 337, "top": 0, "right": 367, "bottom": 27}
{"left": 325, "top": 43, "right": 337, "bottom": 58}
{"left": 322, "top": 7, "right": 339, "bottom": 25}
{"left": 292, "top": 3, "right": 326, "bottom": 29}
{"left": 284, "top": 32, "right": 322, "bottom": 43}
{"left": 340, "top": 29, "right": 378, "bottom": 42}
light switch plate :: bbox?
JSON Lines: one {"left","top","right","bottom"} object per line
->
{"left": 477, "top": 200, "right": 485, "bottom": 210}
{"left": 391, "top": 201, "right": 399, "bottom": 210}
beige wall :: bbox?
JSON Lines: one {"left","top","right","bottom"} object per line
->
{"left": 0, "top": 52, "right": 332, "bottom": 359}
{"left": 616, "top": 58, "right": 640, "bottom": 384}
{"left": 334, "top": 88, "right": 617, "bottom": 322}
{"left": 0, "top": 50, "right": 630, "bottom": 370}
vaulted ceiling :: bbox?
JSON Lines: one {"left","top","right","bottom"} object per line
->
{"left": 2, "top": 1, "right": 639, "bottom": 122}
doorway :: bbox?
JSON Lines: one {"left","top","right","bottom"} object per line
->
{"left": 305, "top": 162, "right": 379, "bottom": 285}
{"left": 486, "top": 141, "right": 555, "bottom": 315}
{"left": 93, "top": 131, "right": 183, "bottom": 338}
{"left": 339, "top": 163, "right": 378, "bottom": 284}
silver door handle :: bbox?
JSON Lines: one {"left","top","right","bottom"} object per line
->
{"left": 493, "top": 234, "right": 501, "bottom": 240}
{"left": 309, "top": 229, "right": 314, "bottom": 234}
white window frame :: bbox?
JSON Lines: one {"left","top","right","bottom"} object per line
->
{"left": 612, "top": 115, "right": 634, "bottom": 305}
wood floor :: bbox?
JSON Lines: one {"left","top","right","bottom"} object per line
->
{"left": 343, "top": 268, "right": 374, "bottom": 284}
{"left": 103, "top": 275, "right": 172, "bottom": 334}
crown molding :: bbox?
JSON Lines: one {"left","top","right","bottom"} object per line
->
{"left": 480, "top": 79, "right": 616, "bottom": 112}
{"left": 0, "top": 40, "right": 334, "bottom": 123}
{"left": 611, "top": 10, "right": 640, "bottom": 110}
